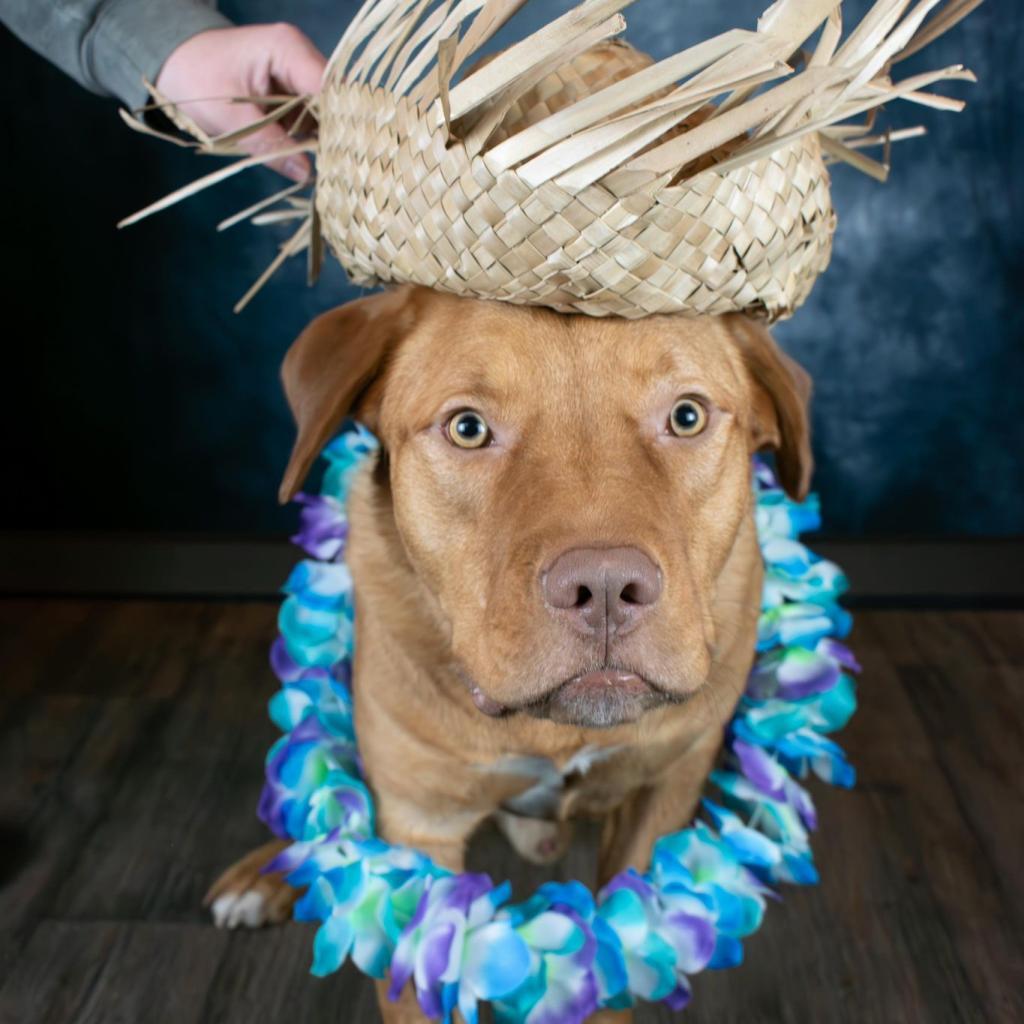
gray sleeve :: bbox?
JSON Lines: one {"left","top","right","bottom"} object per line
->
{"left": 1, "top": 0, "right": 233, "bottom": 110}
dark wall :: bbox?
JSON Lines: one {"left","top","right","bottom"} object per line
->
{"left": 2, "top": 1, "right": 1021, "bottom": 537}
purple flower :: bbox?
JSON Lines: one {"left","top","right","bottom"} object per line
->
{"left": 292, "top": 492, "right": 349, "bottom": 560}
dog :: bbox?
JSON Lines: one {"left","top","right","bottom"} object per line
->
{"left": 205, "top": 284, "right": 811, "bottom": 1022}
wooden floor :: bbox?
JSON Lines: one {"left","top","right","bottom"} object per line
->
{"left": 0, "top": 601, "right": 1021, "bottom": 1023}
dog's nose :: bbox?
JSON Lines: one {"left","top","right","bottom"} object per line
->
{"left": 542, "top": 547, "right": 662, "bottom": 638}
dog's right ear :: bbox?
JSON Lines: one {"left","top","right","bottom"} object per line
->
{"left": 278, "top": 287, "right": 418, "bottom": 503}
{"left": 725, "top": 314, "right": 813, "bottom": 502}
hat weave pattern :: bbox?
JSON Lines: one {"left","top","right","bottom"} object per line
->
{"left": 317, "top": 44, "right": 835, "bottom": 320}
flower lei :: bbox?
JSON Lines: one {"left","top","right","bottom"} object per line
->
{"left": 259, "top": 423, "right": 858, "bottom": 1023}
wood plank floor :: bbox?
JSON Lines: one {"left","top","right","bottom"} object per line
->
{"left": 0, "top": 600, "right": 1021, "bottom": 1023}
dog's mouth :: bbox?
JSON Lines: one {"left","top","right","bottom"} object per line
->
{"left": 529, "top": 669, "right": 675, "bottom": 728}
{"left": 469, "top": 668, "right": 678, "bottom": 729}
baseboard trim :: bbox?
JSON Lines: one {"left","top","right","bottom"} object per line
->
{"left": 810, "top": 540, "right": 1023, "bottom": 605}
{"left": 0, "top": 534, "right": 1021, "bottom": 604}
{"left": 0, "top": 536, "right": 297, "bottom": 599}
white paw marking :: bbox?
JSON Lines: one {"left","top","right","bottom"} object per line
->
{"left": 211, "top": 889, "right": 268, "bottom": 929}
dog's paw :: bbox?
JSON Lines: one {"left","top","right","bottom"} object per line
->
{"left": 494, "top": 810, "right": 573, "bottom": 865}
{"left": 204, "top": 839, "right": 298, "bottom": 929}
{"left": 210, "top": 888, "right": 276, "bottom": 929}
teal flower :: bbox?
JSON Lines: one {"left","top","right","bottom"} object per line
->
{"left": 597, "top": 870, "right": 713, "bottom": 1009}
{"left": 761, "top": 537, "right": 848, "bottom": 607}
{"left": 740, "top": 671, "right": 857, "bottom": 742}
{"left": 755, "top": 490, "right": 821, "bottom": 539}
{"left": 757, "top": 601, "right": 851, "bottom": 650}
{"left": 286, "top": 838, "right": 442, "bottom": 981}
{"left": 278, "top": 559, "right": 355, "bottom": 669}
{"left": 278, "top": 595, "right": 354, "bottom": 669}
{"left": 649, "top": 825, "right": 767, "bottom": 968}
{"left": 321, "top": 422, "right": 379, "bottom": 501}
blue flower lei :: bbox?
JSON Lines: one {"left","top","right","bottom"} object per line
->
{"left": 259, "top": 422, "right": 858, "bottom": 1023}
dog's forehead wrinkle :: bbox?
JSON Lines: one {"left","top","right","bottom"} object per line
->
{"left": 390, "top": 306, "right": 748, "bottom": 434}
{"left": 595, "top": 321, "right": 745, "bottom": 414}
{"left": 391, "top": 309, "right": 574, "bottom": 417}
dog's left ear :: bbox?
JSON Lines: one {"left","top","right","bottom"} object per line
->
{"left": 725, "top": 314, "right": 813, "bottom": 501}
{"left": 278, "top": 286, "right": 418, "bottom": 503}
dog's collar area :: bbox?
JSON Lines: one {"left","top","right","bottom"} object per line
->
{"left": 259, "top": 422, "right": 857, "bottom": 1024}
{"left": 486, "top": 745, "right": 625, "bottom": 820}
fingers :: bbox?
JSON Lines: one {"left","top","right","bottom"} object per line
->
{"left": 267, "top": 23, "right": 327, "bottom": 97}
{"left": 224, "top": 25, "right": 324, "bottom": 180}
{"left": 153, "top": 23, "right": 325, "bottom": 182}
{"left": 217, "top": 100, "right": 312, "bottom": 181}
{"left": 243, "top": 123, "right": 311, "bottom": 182}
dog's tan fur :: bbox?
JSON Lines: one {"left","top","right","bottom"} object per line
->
{"left": 208, "top": 286, "right": 811, "bottom": 1022}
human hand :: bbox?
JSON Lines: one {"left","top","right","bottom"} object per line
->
{"left": 155, "top": 23, "right": 326, "bottom": 181}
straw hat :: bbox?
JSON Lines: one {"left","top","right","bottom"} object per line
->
{"left": 122, "top": 0, "right": 981, "bottom": 320}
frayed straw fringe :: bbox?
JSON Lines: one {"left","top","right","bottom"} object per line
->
{"left": 119, "top": 0, "right": 982, "bottom": 318}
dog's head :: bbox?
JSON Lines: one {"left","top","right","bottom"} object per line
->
{"left": 280, "top": 286, "right": 811, "bottom": 728}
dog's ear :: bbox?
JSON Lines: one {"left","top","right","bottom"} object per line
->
{"left": 278, "top": 287, "right": 418, "bottom": 503}
{"left": 726, "top": 315, "right": 813, "bottom": 501}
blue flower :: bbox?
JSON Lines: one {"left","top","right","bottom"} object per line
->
{"left": 390, "top": 874, "right": 531, "bottom": 1024}
{"left": 702, "top": 800, "right": 783, "bottom": 870}
{"left": 495, "top": 881, "right": 609, "bottom": 1024}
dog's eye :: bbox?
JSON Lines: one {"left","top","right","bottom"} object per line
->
{"left": 446, "top": 410, "right": 491, "bottom": 449}
{"left": 669, "top": 398, "right": 708, "bottom": 438}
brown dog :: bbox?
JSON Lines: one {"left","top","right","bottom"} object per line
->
{"left": 206, "top": 285, "right": 811, "bottom": 1022}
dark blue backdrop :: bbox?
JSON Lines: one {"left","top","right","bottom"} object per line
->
{"left": 2, "top": 1, "right": 1021, "bottom": 537}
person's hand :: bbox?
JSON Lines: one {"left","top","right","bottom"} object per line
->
{"left": 156, "top": 24, "right": 326, "bottom": 181}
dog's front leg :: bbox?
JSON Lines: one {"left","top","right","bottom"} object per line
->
{"left": 597, "top": 729, "right": 722, "bottom": 886}
{"left": 375, "top": 814, "right": 468, "bottom": 1024}
{"left": 584, "top": 736, "right": 723, "bottom": 1024}
{"left": 205, "top": 838, "right": 299, "bottom": 928}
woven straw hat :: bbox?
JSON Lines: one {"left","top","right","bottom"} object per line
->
{"left": 123, "top": 0, "right": 981, "bottom": 320}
